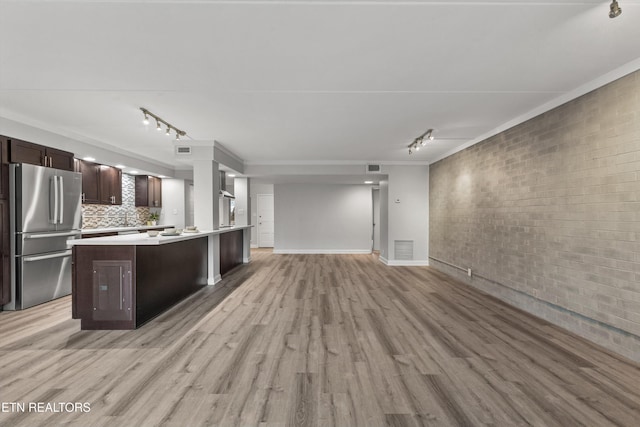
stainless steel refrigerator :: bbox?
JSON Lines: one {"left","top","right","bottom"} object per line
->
{"left": 4, "top": 163, "right": 82, "bottom": 310}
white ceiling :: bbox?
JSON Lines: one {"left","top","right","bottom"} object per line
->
{"left": 1, "top": 0, "right": 639, "bottom": 172}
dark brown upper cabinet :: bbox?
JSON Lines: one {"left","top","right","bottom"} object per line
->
{"left": 9, "top": 138, "right": 74, "bottom": 171}
{"left": 0, "top": 136, "right": 9, "bottom": 200}
{"left": 98, "top": 165, "right": 122, "bottom": 205}
{"left": 135, "top": 175, "right": 162, "bottom": 207}
{"left": 74, "top": 159, "right": 101, "bottom": 204}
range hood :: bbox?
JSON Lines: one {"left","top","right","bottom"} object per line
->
{"left": 219, "top": 171, "right": 235, "bottom": 199}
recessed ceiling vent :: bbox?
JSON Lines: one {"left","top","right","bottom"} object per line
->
{"left": 366, "top": 164, "right": 382, "bottom": 174}
{"left": 175, "top": 146, "right": 192, "bottom": 155}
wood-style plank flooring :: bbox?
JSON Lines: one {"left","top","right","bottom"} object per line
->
{"left": 1, "top": 249, "right": 640, "bottom": 426}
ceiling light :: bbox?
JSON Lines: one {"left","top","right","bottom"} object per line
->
{"left": 158, "top": 175, "right": 167, "bottom": 178}
{"left": 83, "top": 156, "right": 96, "bottom": 162}
{"left": 407, "top": 128, "right": 434, "bottom": 155}
{"left": 227, "top": 174, "right": 236, "bottom": 177}
{"left": 141, "top": 108, "right": 188, "bottom": 141}
{"left": 129, "top": 170, "right": 139, "bottom": 174}
{"left": 115, "top": 164, "right": 126, "bottom": 169}
{"left": 364, "top": 181, "right": 374, "bottom": 184}
{"left": 609, "top": 1, "right": 622, "bottom": 18}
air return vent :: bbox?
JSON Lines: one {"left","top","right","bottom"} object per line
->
{"left": 175, "top": 146, "right": 192, "bottom": 155}
{"left": 366, "top": 164, "right": 382, "bottom": 174}
{"left": 394, "top": 240, "right": 414, "bottom": 260}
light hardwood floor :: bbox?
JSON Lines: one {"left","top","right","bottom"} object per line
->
{"left": 1, "top": 249, "right": 639, "bottom": 426}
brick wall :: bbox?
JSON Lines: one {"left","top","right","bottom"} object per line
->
{"left": 429, "top": 70, "right": 640, "bottom": 362}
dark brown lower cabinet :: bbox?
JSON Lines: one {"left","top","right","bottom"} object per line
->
{"left": 73, "top": 237, "right": 207, "bottom": 329}
{"left": 220, "top": 230, "right": 243, "bottom": 276}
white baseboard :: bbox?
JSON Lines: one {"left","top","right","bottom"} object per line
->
{"left": 379, "top": 256, "right": 429, "bottom": 266}
{"left": 208, "top": 274, "right": 222, "bottom": 286}
{"left": 250, "top": 244, "right": 259, "bottom": 249}
{"left": 243, "top": 257, "right": 251, "bottom": 263}
{"left": 273, "top": 249, "right": 372, "bottom": 255}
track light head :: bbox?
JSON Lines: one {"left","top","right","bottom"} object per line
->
{"left": 166, "top": 126, "right": 171, "bottom": 136}
{"left": 175, "top": 133, "right": 180, "bottom": 141}
{"left": 156, "top": 120, "right": 162, "bottom": 131}
{"left": 142, "top": 113, "right": 149, "bottom": 125}
{"left": 609, "top": 0, "right": 622, "bottom": 18}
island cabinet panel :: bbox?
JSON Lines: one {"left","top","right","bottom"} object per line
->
{"left": 92, "top": 260, "right": 133, "bottom": 321}
{"left": 136, "top": 237, "right": 207, "bottom": 325}
{"left": 220, "top": 229, "right": 243, "bottom": 276}
{"left": 73, "top": 246, "right": 136, "bottom": 329}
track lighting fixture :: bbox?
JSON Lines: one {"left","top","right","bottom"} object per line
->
{"left": 609, "top": 1, "right": 622, "bottom": 18}
{"left": 140, "top": 107, "right": 187, "bottom": 140}
{"left": 407, "top": 129, "right": 434, "bottom": 154}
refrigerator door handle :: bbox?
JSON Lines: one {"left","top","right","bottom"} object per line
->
{"left": 24, "top": 231, "right": 81, "bottom": 239}
{"left": 23, "top": 250, "right": 72, "bottom": 262}
{"left": 58, "top": 176, "right": 64, "bottom": 224}
{"left": 49, "top": 176, "right": 59, "bottom": 224}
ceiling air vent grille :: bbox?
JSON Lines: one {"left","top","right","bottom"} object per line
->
{"left": 175, "top": 146, "right": 192, "bottom": 155}
{"left": 366, "top": 164, "right": 382, "bottom": 174}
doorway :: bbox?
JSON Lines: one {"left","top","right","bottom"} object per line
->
{"left": 372, "top": 188, "right": 380, "bottom": 252}
{"left": 257, "top": 194, "right": 274, "bottom": 247}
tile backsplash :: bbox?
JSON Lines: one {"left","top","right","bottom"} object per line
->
{"left": 82, "top": 174, "right": 156, "bottom": 228}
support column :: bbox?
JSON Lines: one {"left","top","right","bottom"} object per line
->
{"left": 193, "top": 159, "right": 220, "bottom": 285}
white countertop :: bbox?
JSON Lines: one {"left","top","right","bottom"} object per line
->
{"left": 81, "top": 225, "right": 174, "bottom": 235}
{"left": 70, "top": 225, "right": 252, "bottom": 246}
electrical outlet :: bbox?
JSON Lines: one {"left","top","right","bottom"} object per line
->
{"left": 467, "top": 268, "right": 472, "bottom": 277}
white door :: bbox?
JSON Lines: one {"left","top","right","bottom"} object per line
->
{"left": 372, "top": 188, "right": 380, "bottom": 251}
{"left": 257, "top": 194, "right": 274, "bottom": 247}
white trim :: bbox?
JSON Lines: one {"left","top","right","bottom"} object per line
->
{"left": 245, "top": 159, "right": 430, "bottom": 166}
{"left": 430, "top": 58, "right": 640, "bottom": 164}
{"left": 379, "top": 256, "right": 429, "bottom": 266}
{"left": 208, "top": 274, "right": 222, "bottom": 286}
{"left": 273, "top": 249, "right": 371, "bottom": 254}
{"left": 250, "top": 244, "right": 259, "bottom": 249}
{"left": 243, "top": 257, "right": 251, "bottom": 263}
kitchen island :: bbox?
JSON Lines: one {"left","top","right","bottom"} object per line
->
{"left": 68, "top": 226, "right": 252, "bottom": 330}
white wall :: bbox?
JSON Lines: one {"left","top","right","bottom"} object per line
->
{"left": 381, "top": 165, "right": 429, "bottom": 265}
{"left": 274, "top": 183, "right": 372, "bottom": 254}
{"left": 159, "top": 178, "right": 186, "bottom": 228}
{"left": 249, "top": 179, "right": 274, "bottom": 247}
{"left": 234, "top": 177, "right": 250, "bottom": 226}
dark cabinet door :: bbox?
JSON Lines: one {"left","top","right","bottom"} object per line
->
{"left": 135, "top": 176, "right": 162, "bottom": 207}
{"left": 112, "top": 168, "right": 122, "bottom": 205}
{"left": 0, "top": 137, "right": 8, "bottom": 200}
{"left": 0, "top": 199, "right": 9, "bottom": 305}
{"left": 149, "top": 176, "right": 162, "bottom": 207}
{"left": 8, "top": 139, "right": 74, "bottom": 171}
{"left": 9, "top": 139, "right": 46, "bottom": 166}
{"left": 76, "top": 159, "right": 101, "bottom": 204}
{"left": 45, "top": 148, "right": 74, "bottom": 171}
{"left": 98, "top": 165, "right": 122, "bottom": 205}
{"left": 134, "top": 175, "right": 148, "bottom": 207}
